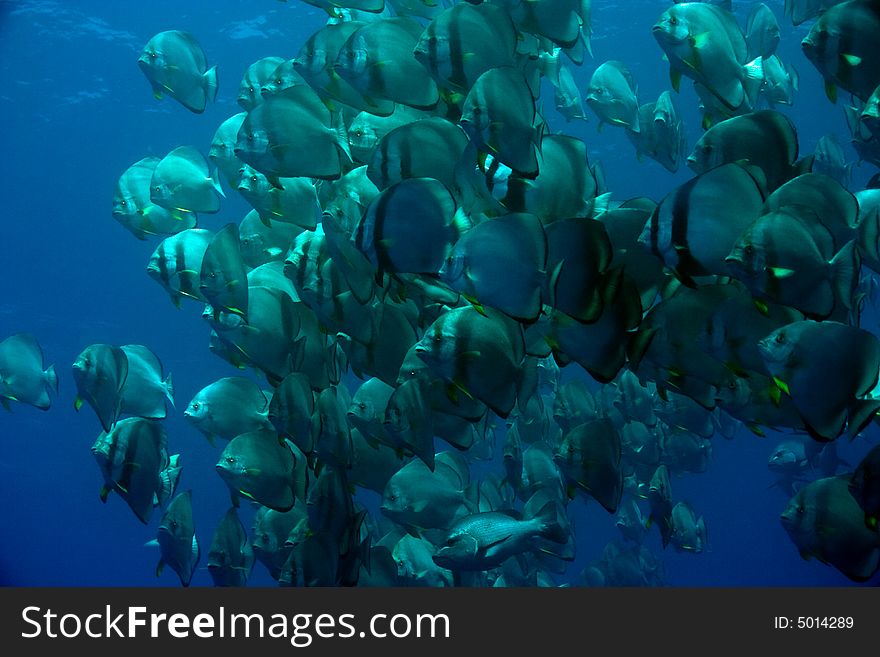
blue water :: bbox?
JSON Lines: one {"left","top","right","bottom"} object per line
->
{"left": 0, "top": 0, "right": 876, "bottom": 586}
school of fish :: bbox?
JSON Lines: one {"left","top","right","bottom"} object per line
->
{"left": 4, "top": 0, "right": 880, "bottom": 586}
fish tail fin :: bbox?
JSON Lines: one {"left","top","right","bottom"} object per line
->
{"left": 846, "top": 398, "right": 880, "bottom": 440}
{"left": 164, "top": 372, "right": 175, "bottom": 408}
{"left": 830, "top": 240, "right": 860, "bottom": 310}
{"left": 44, "top": 364, "right": 58, "bottom": 393}
{"left": 743, "top": 57, "right": 764, "bottom": 108}
{"left": 533, "top": 499, "right": 569, "bottom": 545}
{"left": 332, "top": 110, "right": 352, "bottom": 163}
{"left": 210, "top": 168, "right": 226, "bottom": 198}
{"left": 204, "top": 65, "right": 219, "bottom": 104}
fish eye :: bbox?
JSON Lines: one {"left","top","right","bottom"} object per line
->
{"left": 744, "top": 245, "right": 754, "bottom": 254}
{"left": 775, "top": 332, "right": 785, "bottom": 344}
{"left": 248, "top": 86, "right": 255, "bottom": 93}
{"left": 225, "top": 456, "right": 235, "bottom": 464}
{"left": 192, "top": 402, "right": 200, "bottom": 410}
{"left": 670, "top": 16, "right": 678, "bottom": 25}
{"left": 251, "top": 175, "right": 259, "bottom": 183}
{"left": 149, "top": 52, "right": 157, "bottom": 59}
{"left": 120, "top": 200, "right": 127, "bottom": 207}
{"left": 275, "top": 78, "right": 283, "bottom": 85}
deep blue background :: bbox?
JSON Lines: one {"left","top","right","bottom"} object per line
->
{"left": 0, "top": 0, "right": 877, "bottom": 586}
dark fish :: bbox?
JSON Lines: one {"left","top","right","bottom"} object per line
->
{"left": 802, "top": 0, "right": 880, "bottom": 103}
{"left": 200, "top": 223, "right": 249, "bottom": 319}
{"left": 155, "top": 490, "right": 200, "bottom": 587}
{"left": 781, "top": 475, "right": 880, "bottom": 582}
{"left": 216, "top": 428, "right": 306, "bottom": 512}
{"left": 850, "top": 444, "right": 880, "bottom": 529}
{"left": 460, "top": 66, "right": 541, "bottom": 178}
{"left": 758, "top": 320, "right": 880, "bottom": 441}
{"left": 91, "top": 417, "right": 168, "bottom": 524}
{"left": 207, "top": 507, "right": 255, "bottom": 587}
{"left": 554, "top": 419, "right": 623, "bottom": 513}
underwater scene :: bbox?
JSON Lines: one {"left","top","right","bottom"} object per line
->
{"left": 1, "top": 0, "right": 880, "bottom": 587}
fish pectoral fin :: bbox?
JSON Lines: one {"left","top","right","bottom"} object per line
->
{"left": 840, "top": 54, "right": 862, "bottom": 66}
{"left": 483, "top": 534, "right": 514, "bottom": 551}
{"left": 244, "top": 468, "right": 262, "bottom": 476}
{"left": 771, "top": 377, "right": 790, "bottom": 396}
{"left": 767, "top": 267, "right": 796, "bottom": 279}
{"left": 74, "top": 397, "right": 83, "bottom": 411}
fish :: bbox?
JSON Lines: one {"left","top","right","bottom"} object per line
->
{"left": 392, "top": 534, "right": 453, "bottom": 587}
{"left": 235, "top": 85, "right": 352, "bottom": 184}
{"left": 784, "top": 0, "right": 849, "bottom": 26}
{"left": 669, "top": 502, "right": 708, "bottom": 553}
{"left": 432, "top": 496, "right": 569, "bottom": 571}
{"left": 356, "top": 177, "right": 461, "bottom": 276}
{"left": 540, "top": 48, "right": 587, "bottom": 123}
{"left": 91, "top": 417, "right": 168, "bottom": 524}
{"left": 849, "top": 444, "right": 880, "bottom": 529}
{"left": 150, "top": 145, "right": 224, "bottom": 215}
{"left": 543, "top": 215, "right": 613, "bottom": 322}
{"left": 215, "top": 428, "right": 306, "bottom": 512}
{"left": 112, "top": 157, "right": 196, "bottom": 241}
{"left": 381, "top": 451, "right": 475, "bottom": 532}
{"left": 687, "top": 110, "right": 800, "bottom": 192}
{"left": 252, "top": 503, "right": 308, "bottom": 581}
{"left": 293, "top": 21, "right": 395, "bottom": 116}
{"left": 236, "top": 166, "right": 320, "bottom": 231}
{"left": 367, "top": 117, "right": 469, "bottom": 192}
{"left": 647, "top": 464, "right": 674, "bottom": 548}
{"left": 333, "top": 17, "right": 439, "bottom": 109}
{"left": 626, "top": 91, "right": 687, "bottom": 173}
{"left": 154, "top": 490, "right": 200, "bottom": 587}
{"left": 812, "top": 134, "right": 853, "bottom": 188}
{"left": 72, "top": 344, "right": 129, "bottom": 432}
{"left": 802, "top": 0, "right": 880, "bottom": 103}
{"left": 781, "top": 475, "right": 880, "bottom": 582}
{"left": 440, "top": 212, "right": 547, "bottom": 322}
{"left": 209, "top": 285, "right": 305, "bottom": 386}
{"left": 200, "top": 223, "right": 249, "bottom": 320}
{"left": 207, "top": 507, "right": 255, "bottom": 587}
{"left": 758, "top": 320, "right": 880, "bottom": 441}
{"left": 554, "top": 418, "right": 623, "bottom": 513}
{"left": 745, "top": 3, "right": 781, "bottom": 61}
{"left": 237, "top": 56, "right": 286, "bottom": 111}
{"left": 260, "top": 58, "right": 308, "bottom": 99}
{"left": 758, "top": 55, "right": 799, "bottom": 108}
{"left": 415, "top": 305, "right": 526, "bottom": 419}
{"left": 118, "top": 344, "right": 174, "bottom": 420}
{"left": 209, "top": 113, "right": 248, "bottom": 189}
{"left": 267, "top": 372, "right": 316, "bottom": 453}
{"left": 185, "top": 376, "right": 272, "bottom": 445}
{"left": 639, "top": 162, "right": 766, "bottom": 285}
{"left": 413, "top": 3, "right": 518, "bottom": 94}
{"left": 586, "top": 60, "right": 640, "bottom": 132}
{"left": 146, "top": 228, "right": 214, "bottom": 308}
{"left": 726, "top": 210, "right": 859, "bottom": 321}
{"left": 0, "top": 333, "right": 57, "bottom": 411}
{"left": 347, "top": 105, "right": 426, "bottom": 164}
{"left": 137, "top": 30, "right": 218, "bottom": 113}
{"left": 460, "top": 66, "right": 541, "bottom": 178}
{"left": 653, "top": 2, "right": 751, "bottom": 111}
{"left": 239, "top": 210, "right": 304, "bottom": 270}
